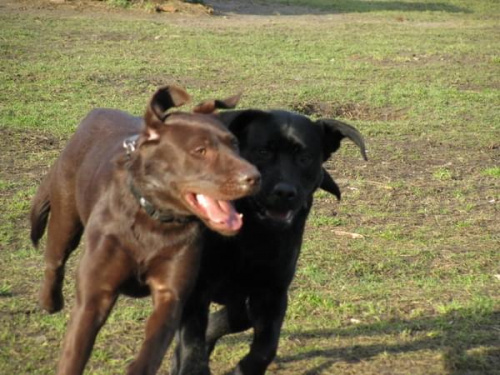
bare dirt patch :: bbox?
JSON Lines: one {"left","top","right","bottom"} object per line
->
{"left": 0, "top": 127, "right": 64, "bottom": 184}
{"left": 291, "top": 101, "right": 408, "bottom": 122}
{"left": 208, "top": 0, "right": 327, "bottom": 16}
{"left": 0, "top": 0, "right": 345, "bottom": 31}
{"left": 3, "top": 0, "right": 213, "bottom": 15}
{"left": 1, "top": 0, "right": 327, "bottom": 17}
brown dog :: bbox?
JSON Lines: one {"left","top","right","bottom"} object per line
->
{"left": 29, "top": 86, "right": 260, "bottom": 375}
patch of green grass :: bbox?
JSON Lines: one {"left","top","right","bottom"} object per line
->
{"left": 309, "top": 214, "right": 345, "bottom": 227}
{"left": 0, "top": 179, "right": 15, "bottom": 191}
{"left": 433, "top": 167, "right": 453, "bottom": 180}
{"left": 0, "top": 282, "right": 13, "bottom": 297}
{"left": 482, "top": 166, "right": 500, "bottom": 178}
{"left": 107, "top": 0, "right": 131, "bottom": 8}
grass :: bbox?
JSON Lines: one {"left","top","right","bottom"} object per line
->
{"left": 0, "top": 0, "right": 499, "bottom": 374}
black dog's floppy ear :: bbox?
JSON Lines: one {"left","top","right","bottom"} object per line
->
{"left": 317, "top": 119, "right": 368, "bottom": 161}
{"left": 320, "top": 168, "right": 341, "bottom": 200}
{"left": 193, "top": 93, "right": 242, "bottom": 114}
{"left": 144, "top": 85, "right": 191, "bottom": 140}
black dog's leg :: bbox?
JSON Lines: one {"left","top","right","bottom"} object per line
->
{"left": 170, "top": 331, "right": 182, "bottom": 375}
{"left": 173, "top": 294, "right": 211, "bottom": 375}
{"left": 206, "top": 297, "right": 252, "bottom": 356}
{"left": 234, "top": 290, "right": 288, "bottom": 375}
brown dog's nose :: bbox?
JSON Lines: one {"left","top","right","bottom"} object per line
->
{"left": 239, "top": 169, "right": 261, "bottom": 190}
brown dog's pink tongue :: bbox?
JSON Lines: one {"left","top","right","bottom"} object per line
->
{"left": 196, "top": 194, "right": 243, "bottom": 231}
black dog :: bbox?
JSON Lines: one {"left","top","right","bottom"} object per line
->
{"left": 171, "top": 110, "right": 367, "bottom": 375}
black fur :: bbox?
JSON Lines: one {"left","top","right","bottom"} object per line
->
{"left": 172, "top": 109, "right": 367, "bottom": 375}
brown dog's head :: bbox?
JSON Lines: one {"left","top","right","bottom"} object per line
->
{"left": 126, "top": 86, "right": 260, "bottom": 236}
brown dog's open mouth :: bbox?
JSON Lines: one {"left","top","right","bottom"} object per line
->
{"left": 185, "top": 193, "right": 243, "bottom": 234}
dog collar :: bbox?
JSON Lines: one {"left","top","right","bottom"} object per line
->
{"left": 128, "top": 182, "right": 196, "bottom": 224}
{"left": 123, "top": 136, "right": 196, "bottom": 224}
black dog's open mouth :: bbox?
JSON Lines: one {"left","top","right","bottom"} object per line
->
{"left": 252, "top": 198, "right": 296, "bottom": 225}
{"left": 263, "top": 209, "right": 294, "bottom": 223}
{"left": 185, "top": 193, "right": 243, "bottom": 234}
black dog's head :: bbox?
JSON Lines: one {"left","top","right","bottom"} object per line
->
{"left": 219, "top": 110, "right": 367, "bottom": 227}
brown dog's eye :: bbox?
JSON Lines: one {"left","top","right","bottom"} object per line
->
{"left": 194, "top": 146, "right": 207, "bottom": 157}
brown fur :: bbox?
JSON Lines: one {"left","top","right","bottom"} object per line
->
{"left": 30, "top": 86, "right": 260, "bottom": 375}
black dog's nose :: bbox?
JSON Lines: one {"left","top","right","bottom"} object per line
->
{"left": 272, "top": 182, "right": 297, "bottom": 201}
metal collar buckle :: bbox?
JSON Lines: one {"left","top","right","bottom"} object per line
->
{"left": 123, "top": 135, "right": 140, "bottom": 157}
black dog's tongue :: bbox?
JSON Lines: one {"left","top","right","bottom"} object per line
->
{"left": 195, "top": 194, "right": 243, "bottom": 232}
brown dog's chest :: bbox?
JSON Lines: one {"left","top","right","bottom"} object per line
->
{"left": 85, "top": 192, "right": 202, "bottom": 268}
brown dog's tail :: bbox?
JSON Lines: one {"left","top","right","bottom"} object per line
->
{"left": 30, "top": 174, "right": 51, "bottom": 248}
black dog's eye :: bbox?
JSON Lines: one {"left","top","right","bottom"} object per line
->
{"left": 297, "top": 151, "right": 312, "bottom": 166}
{"left": 255, "top": 148, "right": 272, "bottom": 160}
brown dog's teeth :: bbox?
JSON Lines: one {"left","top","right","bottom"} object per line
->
{"left": 196, "top": 194, "right": 208, "bottom": 207}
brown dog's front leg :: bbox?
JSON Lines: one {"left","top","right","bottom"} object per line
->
{"left": 127, "top": 288, "right": 181, "bottom": 375}
{"left": 57, "top": 291, "right": 118, "bottom": 375}
{"left": 127, "top": 261, "right": 195, "bottom": 375}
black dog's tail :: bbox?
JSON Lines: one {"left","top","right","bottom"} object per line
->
{"left": 30, "top": 173, "right": 51, "bottom": 248}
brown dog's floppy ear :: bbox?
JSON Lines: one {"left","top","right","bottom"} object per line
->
{"left": 193, "top": 93, "right": 242, "bottom": 114}
{"left": 144, "top": 86, "right": 191, "bottom": 140}
{"left": 317, "top": 119, "right": 368, "bottom": 161}
{"left": 320, "top": 168, "right": 341, "bottom": 200}
{"left": 149, "top": 85, "right": 191, "bottom": 120}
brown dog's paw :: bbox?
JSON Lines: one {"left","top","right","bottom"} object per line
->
{"left": 39, "top": 284, "right": 64, "bottom": 313}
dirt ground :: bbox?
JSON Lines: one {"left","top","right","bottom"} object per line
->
{"left": 1, "top": 0, "right": 328, "bottom": 17}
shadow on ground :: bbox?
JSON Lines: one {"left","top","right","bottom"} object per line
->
{"left": 207, "top": 0, "right": 471, "bottom": 16}
{"left": 279, "top": 309, "right": 500, "bottom": 374}
{"left": 216, "top": 308, "right": 499, "bottom": 374}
